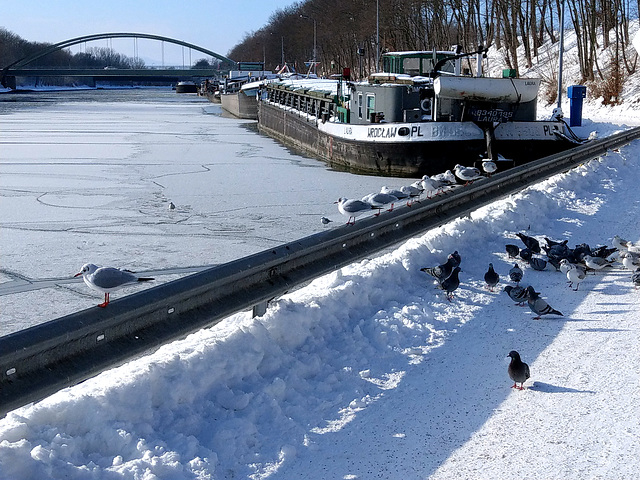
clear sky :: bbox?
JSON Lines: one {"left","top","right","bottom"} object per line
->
{"left": 0, "top": 0, "right": 300, "bottom": 65}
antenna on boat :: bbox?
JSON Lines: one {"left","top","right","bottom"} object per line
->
{"left": 556, "top": 0, "right": 566, "bottom": 115}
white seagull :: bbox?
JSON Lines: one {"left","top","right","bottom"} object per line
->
{"left": 74, "top": 263, "right": 155, "bottom": 307}
{"left": 362, "top": 192, "right": 398, "bottom": 214}
{"left": 431, "top": 169, "right": 457, "bottom": 186}
{"left": 334, "top": 197, "right": 372, "bottom": 225}
{"left": 481, "top": 159, "right": 498, "bottom": 175}
{"left": 454, "top": 164, "right": 483, "bottom": 184}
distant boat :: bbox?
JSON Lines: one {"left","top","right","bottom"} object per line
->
{"left": 175, "top": 81, "right": 198, "bottom": 94}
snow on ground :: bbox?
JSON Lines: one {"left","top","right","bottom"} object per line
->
{"left": 1, "top": 109, "right": 640, "bottom": 478}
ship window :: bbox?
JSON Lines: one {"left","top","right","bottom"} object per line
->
{"left": 358, "top": 93, "right": 363, "bottom": 119}
{"left": 403, "top": 57, "right": 420, "bottom": 76}
{"left": 366, "top": 94, "right": 375, "bottom": 121}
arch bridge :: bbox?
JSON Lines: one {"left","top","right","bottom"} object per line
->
{"left": 1, "top": 33, "right": 237, "bottom": 88}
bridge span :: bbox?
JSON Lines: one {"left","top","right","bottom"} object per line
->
{"left": 1, "top": 32, "right": 236, "bottom": 88}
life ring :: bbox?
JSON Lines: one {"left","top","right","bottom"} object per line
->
{"left": 421, "top": 98, "right": 431, "bottom": 112}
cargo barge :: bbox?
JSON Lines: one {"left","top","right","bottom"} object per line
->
{"left": 257, "top": 47, "right": 584, "bottom": 177}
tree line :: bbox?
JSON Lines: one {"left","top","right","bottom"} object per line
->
{"left": 229, "top": 0, "right": 638, "bottom": 101}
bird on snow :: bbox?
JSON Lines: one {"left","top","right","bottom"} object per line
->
{"left": 334, "top": 197, "right": 373, "bottom": 225}
{"left": 591, "top": 245, "right": 618, "bottom": 259}
{"left": 631, "top": 267, "right": 640, "bottom": 289}
{"left": 544, "top": 237, "right": 568, "bottom": 249}
{"left": 505, "top": 244, "right": 520, "bottom": 258}
{"left": 421, "top": 256, "right": 457, "bottom": 283}
{"left": 453, "top": 164, "right": 482, "bottom": 184}
{"left": 566, "top": 264, "right": 587, "bottom": 291}
{"left": 620, "top": 251, "right": 640, "bottom": 270}
{"left": 526, "top": 286, "right": 563, "bottom": 319}
{"left": 516, "top": 232, "right": 541, "bottom": 253}
{"left": 529, "top": 256, "right": 548, "bottom": 271}
{"left": 507, "top": 350, "right": 531, "bottom": 390}
{"left": 484, "top": 263, "right": 500, "bottom": 291}
{"left": 168, "top": 201, "right": 176, "bottom": 210}
{"left": 509, "top": 263, "right": 524, "bottom": 284}
{"left": 437, "top": 266, "right": 461, "bottom": 301}
{"left": 74, "top": 263, "right": 154, "bottom": 308}
{"left": 559, "top": 258, "right": 576, "bottom": 276}
{"left": 448, "top": 250, "right": 462, "bottom": 268}
{"left": 503, "top": 285, "right": 528, "bottom": 306}
{"left": 583, "top": 255, "right": 615, "bottom": 273}
{"left": 519, "top": 248, "right": 533, "bottom": 262}
{"left": 612, "top": 235, "right": 631, "bottom": 250}
{"left": 320, "top": 216, "right": 333, "bottom": 225}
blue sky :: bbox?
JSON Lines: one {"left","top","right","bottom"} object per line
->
{"left": 0, "top": 0, "right": 300, "bottom": 64}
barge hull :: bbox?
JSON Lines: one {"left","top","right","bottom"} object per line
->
{"left": 258, "top": 102, "right": 576, "bottom": 177}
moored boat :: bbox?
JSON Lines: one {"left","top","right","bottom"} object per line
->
{"left": 175, "top": 81, "right": 198, "bottom": 94}
{"left": 257, "top": 47, "right": 585, "bottom": 177}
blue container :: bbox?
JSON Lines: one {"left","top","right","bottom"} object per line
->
{"left": 567, "top": 85, "right": 586, "bottom": 127}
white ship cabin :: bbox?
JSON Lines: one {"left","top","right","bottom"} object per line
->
{"left": 343, "top": 48, "right": 539, "bottom": 126}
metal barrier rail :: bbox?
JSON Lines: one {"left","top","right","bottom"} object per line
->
{"left": 2, "top": 125, "right": 639, "bottom": 416}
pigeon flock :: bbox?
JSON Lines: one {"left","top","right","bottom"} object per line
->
{"left": 419, "top": 230, "right": 639, "bottom": 390}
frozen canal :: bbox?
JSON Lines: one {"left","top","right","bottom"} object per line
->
{"left": 0, "top": 88, "right": 400, "bottom": 335}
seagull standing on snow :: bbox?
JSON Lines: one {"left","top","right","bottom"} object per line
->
{"left": 75, "top": 263, "right": 154, "bottom": 307}
{"left": 453, "top": 164, "right": 482, "bottom": 184}
{"left": 334, "top": 197, "right": 372, "bottom": 225}
{"left": 516, "top": 232, "right": 541, "bottom": 254}
{"left": 508, "top": 350, "right": 530, "bottom": 390}
{"left": 583, "top": 255, "right": 614, "bottom": 272}
{"left": 566, "top": 264, "right": 586, "bottom": 290}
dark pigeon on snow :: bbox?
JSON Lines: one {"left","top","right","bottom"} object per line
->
{"left": 448, "top": 250, "right": 462, "bottom": 268}
{"left": 516, "top": 232, "right": 541, "bottom": 253}
{"left": 519, "top": 248, "right": 533, "bottom": 262}
{"left": 508, "top": 350, "right": 531, "bottom": 390}
{"left": 437, "top": 266, "right": 461, "bottom": 301}
{"left": 484, "top": 263, "right": 500, "bottom": 291}
{"left": 505, "top": 244, "right": 520, "bottom": 258}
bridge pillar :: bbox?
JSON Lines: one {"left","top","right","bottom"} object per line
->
{"left": 2, "top": 75, "right": 16, "bottom": 90}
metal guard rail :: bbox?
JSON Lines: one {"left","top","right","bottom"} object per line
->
{"left": 2, "top": 126, "right": 639, "bottom": 416}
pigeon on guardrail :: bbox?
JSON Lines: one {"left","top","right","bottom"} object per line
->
{"left": 74, "top": 263, "right": 154, "bottom": 308}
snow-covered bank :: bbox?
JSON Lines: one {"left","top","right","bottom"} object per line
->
{"left": 1, "top": 117, "right": 639, "bottom": 478}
